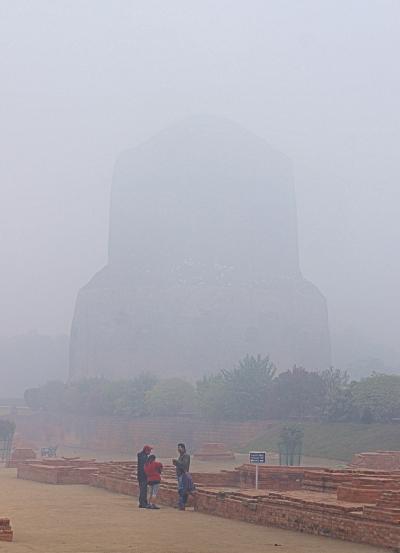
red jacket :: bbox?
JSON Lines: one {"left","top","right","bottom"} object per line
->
{"left": 144, "top": 460, "right": 163, "bottom": 482}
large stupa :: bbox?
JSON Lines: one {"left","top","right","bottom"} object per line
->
{"left": 70, "top": 117, "right": 330, "bottom": 380}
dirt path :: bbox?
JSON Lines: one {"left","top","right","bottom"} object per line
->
{"left": 0, "top": 469, "right": 387, "bottom": 553}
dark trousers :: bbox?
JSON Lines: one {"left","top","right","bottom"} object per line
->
{"left": 178, "top": 490, "right": 188, "bottom": 509}
{"left": 138, "top": 479, "right": 148, "bottom": 507}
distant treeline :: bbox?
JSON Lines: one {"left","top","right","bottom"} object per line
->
{"left": 24, "top": 355, "right": 400, "bottom": 424}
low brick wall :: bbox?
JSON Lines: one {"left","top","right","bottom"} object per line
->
{"left": 16, "top": 459, "right": 400, "bottom": 549}
{"left": 194, "top": 490, "right": 400, "bottom": 550}
{"left": 0, "top": 518, "right": 13, "bottom": 542}
{"left": 17, "top": 459, "right": 101, "bottom": 485}
{"left": 302, "top": 469, "right": 356, "bottom": 492}
{"left": 90, "top": 473, "right": 191, "bottom": 508}
{"left": 190, "top": 470, "right": 240, "bottom": 488}
{"left": 7, "top": 448, "right": 37, "bottom": 469}
{"left": 238, "top": 465, "right": 305, "bottom": 490}
{"left": 364, "top": 490, "right": 400, "bottom": 524}
{"left": 338, "top": 476, "right": 400, "bottom": 503}
{"left": 88, "top": 460, "right": 194, "bottom": 508}
{"left": 6, "top": 412, "right": 270, "bottom": 457}
{"left": 194, "top": 442, "right": 235, "bottom": 461}
{"left": 351, "top": 451, "right": 400, "bottom": 471}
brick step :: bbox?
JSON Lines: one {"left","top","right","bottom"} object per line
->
{"left": 0, "top": 518, "right": 13, "bottom": 542}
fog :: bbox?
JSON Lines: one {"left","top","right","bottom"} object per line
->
{"left": 1, "top": 1, "right": 400, "bottom": 393}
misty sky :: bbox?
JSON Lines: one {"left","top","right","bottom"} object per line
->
{"left": 1, "top": 1, "right": 399, "bottom": 369}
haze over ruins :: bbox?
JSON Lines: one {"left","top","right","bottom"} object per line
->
{"left": 70, "top": 116, "right": 330, "bottom": 380}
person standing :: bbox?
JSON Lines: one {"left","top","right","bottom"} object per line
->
{"left": 144, "top": 454, "right": 163, "bottom": 509}
{"left": 173, "top": 443, "right": 190, "bottom": 473}
{"left": 137, "top": 445, "right": 152, "bottom": 508}
{"left": 177, "top": 466, "right": 195, "bottom": 510}
{"left": 173, "top": 443, "right": 191, "bottom": 508}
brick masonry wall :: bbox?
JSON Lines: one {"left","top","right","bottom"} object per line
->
{"left": 0, "top": 518, "right": 13, "bottom": 542}
{"left": 88, "top": 471, "right": 400, "bottom": 549}
{"left": 238, "top": 465, "right": 305, "bottom": 490}
{"left": 7, "top": 413, "right": 270, "bottom": 456}
{"left": 193, "top": 491, "right": 400, "bottom": 550}
{"left": 191, "top": 471, "right": 240, "bottom": 487}
{"left": 16, "top": 459, "right": 400, "bottom": 550}
{"left": 351, "top": 452, "right": 400, "bottom": 471}
{"left": 7, "top": 448, "right": 36, "bottom": 469}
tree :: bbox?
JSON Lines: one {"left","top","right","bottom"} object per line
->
{"left": 351, "top": 373, "right": 400, "bottom": 422}
{"left": 24, "top": 387, "right": 44, "bottom": 411}
{"left": 24, "top": 380, "right": 65, "bottom": 412}
{"left": 270, "top": 366, "right": 325, "bottom": 420}
{"left": 24, "top": 374, "right": 159, "bottom": 417}
{"left": 320, "top": 367, "right": 354, "bottom": 422}
{"left": 278, "top": 424, "right": 304, "bottom": 465}
{"left": 196, "top": 373, "right": 228, "bottom": 420}
{"left": 0, "top": 420, "right": 16, "bottom": 441}
{"left": 0, "top": 420, "right": 16, "bottom": 463}
{"left": 197, "top": 354, "right": 276, "bottom": 420}
{"left": 145, "top": 378, "right": 197, "bottom": 416}
{"left": 113, "top": 373, "right": 158, "bottom": 416}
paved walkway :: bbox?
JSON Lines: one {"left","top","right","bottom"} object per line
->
{"left": 0, "top": 469, "right": 387, "bottom": 553}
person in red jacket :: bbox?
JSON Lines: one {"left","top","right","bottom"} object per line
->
{"left": 144, "top": 454, "right": 163, "bottom": 509}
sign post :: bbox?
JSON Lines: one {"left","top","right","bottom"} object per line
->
{"left": 249, "top": 451, "right": 266, "bottom": 490}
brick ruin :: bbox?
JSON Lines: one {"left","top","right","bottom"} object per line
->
{"left": 351, "top": 451, "right": 400, "bottom": 471}
{"left": 4, "top": 412, "right": 271, "bottom": 457}
{"left": 194, "top": 442, "right": 235, "bottom": 461}
{"left": 0, "top": 519, "right": 13, "bottom": 542}
{"left": 13, "top": 453, "right": 400, "bottom": 550}
{"left": 7, "top": 447, "right": 36, "bottom": 469}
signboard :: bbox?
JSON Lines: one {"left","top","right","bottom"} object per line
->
{"left": 249, "top": 451, "right": 266, "bottom": 464}
{"left": 249, "top": 451, "right": 266, "bottom": 489}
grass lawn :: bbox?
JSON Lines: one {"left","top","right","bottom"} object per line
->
{"left": 242, "top": 421, "right": 400, "bottom": 461}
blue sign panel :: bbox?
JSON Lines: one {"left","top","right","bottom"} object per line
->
{"left": 249, "top": 451, "right": 266, "bottom": 464}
